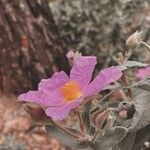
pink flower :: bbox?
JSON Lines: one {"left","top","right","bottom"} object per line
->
{"left": 18, "top": 56, "right": 122, "bottom": 120}
{"left": 136, "top": 66, "right": 150, "bottom": 79}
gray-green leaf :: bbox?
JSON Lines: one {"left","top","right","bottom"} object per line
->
{"left": 114, "top": 132, "right": 136, "bottom": 150}
{"left": 82, "top": 101, "right": 92, "bottom": 134}
{"left": 45, "top": 124, "right": 79, "bottom": 148}
{"left": 124, "top": 61, "right": 149, "bottom": 68}
{"left": 129, "top": 91, "right": 150, "bottom": 131}
{"left": 135, "top": 78, "right": 150, "bottom": 91}
{"left": 131, "top": 125, "right": 150, "bottom": 150}
{"left": 95, "top": 126, "right": 127, "bottom": 150}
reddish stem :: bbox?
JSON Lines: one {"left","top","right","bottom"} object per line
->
{"left": 76, "top": 108, "right": 85, "bottom": 132}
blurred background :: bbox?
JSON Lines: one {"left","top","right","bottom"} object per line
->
{"left": 0, "top": 0, "right": 149, "bottom": 149}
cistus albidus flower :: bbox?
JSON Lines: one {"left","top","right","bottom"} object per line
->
{"left": 18, "top": 56, "right": 122, "bottom": 120}
{"left": 136, "top": 66, "right": 150, "bottom": 79}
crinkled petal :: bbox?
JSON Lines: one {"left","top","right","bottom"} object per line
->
{"left": 83, "top": 66, "right": 122, "bottom": 97}
{"left": 136, "top": 66, "right": 150, "bottom": 79}
{"left": 70, "top": 56, "right": 97, "bottom": 89}
{"left": 18, "top": 90, "right": 64, "bottom": 107}
{"left": 45, "top": 99, "right": 81, "bottom": 120}
{"left": 38, "top": 71, "right": 69, "bottom": 93}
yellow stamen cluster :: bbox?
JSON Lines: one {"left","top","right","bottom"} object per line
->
{"left": 60, "top": 81, "right": 82, "bottom": 102}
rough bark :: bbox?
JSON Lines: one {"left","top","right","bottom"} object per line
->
{"left": 0, "top": 0, "right": 69, "bottom": 94}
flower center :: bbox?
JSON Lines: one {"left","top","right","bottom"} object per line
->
{"left": 60, "top": 81, "right": 82, "bottom": 102}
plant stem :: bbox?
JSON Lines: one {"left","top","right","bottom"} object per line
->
{"left": 76, "top": 108, "right": 85, "bottom": 132}
{"left": 141, "top": 41, "right": 150, "bottom": 51}
{"left": 91, "top": 110, "right": 109, "bottom": 143}
{"left": 122, "top": 71, "right": 133, "bottom": 99}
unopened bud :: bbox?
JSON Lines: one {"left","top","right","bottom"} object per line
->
{"left": 24, "top": 103, "right": 51, "bottom": 125}
{"left": 66, "top": 50, "right": 81, "bottom": 65}
{"left": 119, "top": 110, "right": 128, "bottom": 119}
{"left": 126, "top": 31, "right": 141, "bottom": 48}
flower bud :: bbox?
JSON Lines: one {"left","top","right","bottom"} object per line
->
{"left": 24, "top": 103, "right": 52, "bottom": 125}
{"left": 119, "top": 110, "right": 127, "bottom": 119}
{"left": 66, "top": 50, "right": 81, "bottom": 65}
{"left": 126, "top": 31, "right": 141, "bottom": 48}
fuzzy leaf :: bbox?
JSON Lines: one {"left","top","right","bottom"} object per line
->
{"left": 95, "top": 126, "right": 127, "bottom": 150}
{"left": 124, "top": 61, "right": 148, "bottom": 68}
{"left": 136, "top": 83, "right": 150, "bottom": 91}
{"left": 129, "top": 91, "right": 150, "bottom": 131}
{"left": 77, "top": 141, "right": 90, "bottom": 150}
{"left": 45, "top": 124, "right": 79, "bottom": 148}
{"left": 82, "top": 101, "right": 92, "bottom": 134}
{"left": 114, "top": 132, "right": 136, "bottom": 150}
{"left": 135, "top": 78, "right": 150, "bottom": 91}
{"left": 131, "top": 125, "right": 150, "bottom": 150}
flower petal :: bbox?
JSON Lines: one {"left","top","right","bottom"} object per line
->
{"left": 136, "top": 66, "right": 150, "bottom": 79}
{"left": 45, "top": 100, "right": 81, "bottom": 120}
{"left": 18, "top": 90, "right": 64, "bottom": 107}
{"left": 70, "top": 56, "right": 97, "bottom": 89}
{"left": 83, "top": 66, "right": 122, "bottom": 97}
{"left": 38, "top": 71, "right": 70, "bottom": 93}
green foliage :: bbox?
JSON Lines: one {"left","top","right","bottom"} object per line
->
{"left": 94, "top": 126, "right": 127, "bottom": 150}
{"left": 124, "top": 61, "right": 149, "bottom": 68}
{"left": 57, "top": 0, "right": 149, "bottom": 67}
{"left": 134, "top": 78, "right": 150, "bottom": 91}
{"left": 129, "top": 91, "right": 150, "bottom": 131}
{"left": 82, "top": 101, "right": 92, "bottom": 134}
{"left": 45, "top": 124, "right": 89, "bottom": 149}
{"left": 115, "top": 132, "right": 136, "bottom": 150}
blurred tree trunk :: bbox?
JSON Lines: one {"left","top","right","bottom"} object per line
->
{"left": 0, "top": 0, "right": 69, "bottom": 94}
